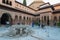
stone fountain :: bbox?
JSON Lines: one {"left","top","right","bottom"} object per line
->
{"left": 1, "top": 25, "right": 33, "bottom": 37}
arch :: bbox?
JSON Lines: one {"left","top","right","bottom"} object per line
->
{"left": 15, "top": 15, "right": 18, "bottom": 19}
{"left": 53, "top": 16, "right": 57, "bottom": 26}
{"left": 19, "top": 16, "right": 22, "bottom": 20}
{"left": 1, "top": 13, "right": 12, "bottom": 25}
{"left": 23, "top": 16, "right": 25, "bottom": 20}
{"left": 42, "top": 16, "right": 43, "bottom": 23}
{"left": 19, "top": 16, "right": 22, "bottom": 24}
{"left": 14, "top": 15, "right": 18, "bottom": 24}
{"left": 47, "top": 16, "right": 49, "bottom": 25}
{"left": 44, "top": 16, "right": 46, "bottom": 21}
{"left": 59, "top": 16, "right": 60, "bottom": 22}
{"left": 54, "top": 16, "right": 57, "bottom": 21}
{"left": 27, "top": 17, "right": 28, "bottom": 20}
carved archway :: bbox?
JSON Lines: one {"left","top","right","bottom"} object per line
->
{"left": 1, "top": 13, "right": 12, "bottom": 25}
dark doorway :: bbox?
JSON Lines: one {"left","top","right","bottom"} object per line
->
{"left": 1, "top": 13, "right": 12, "bottom": 25}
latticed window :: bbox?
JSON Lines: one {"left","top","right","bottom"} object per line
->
{"left": 2, "top": 0, "right": 12, "bottom": 6}
{"left": 2, "top": 0, "right": 5, "bottom": 3}
{"left": 10, "top": 1, "right": 12, "bottom": 6}
{"left": 6, "top": 0, "right": 9, "bottom": 4}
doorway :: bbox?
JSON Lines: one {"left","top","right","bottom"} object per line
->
{"left": 1, "top": 13, "right": 12, "bottom": 25}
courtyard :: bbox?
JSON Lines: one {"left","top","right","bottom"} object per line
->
{"left": 0, "top": 25, "right": 60, "bottom": 40}
{"left": 0, "top": 0, "right": 60, "bottom": 40}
